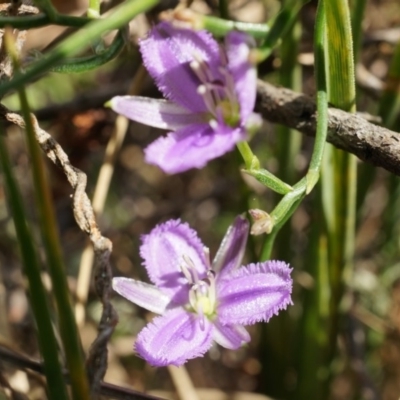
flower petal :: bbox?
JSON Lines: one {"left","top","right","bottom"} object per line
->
{"left": 145, "top": 123, "right": 245, "bottom": 174}
{"left": 135, "top": 308, "right": 213, "bottom": 366}
{"left": 140, "top": 219, "right": 207, "bottom": 304}
{"left": 217, "top": 260, "right": 293, "bottom": 325}
{"left": 212, "top": 320, "right": 250, "bottom": 349}
{"left": 112, "top": 277, "right": 170, "bottom": 314}
{"left": 225, "top": 31, "right": 257, "bottom": 122}
{"left": 110, "top": 96, "right": 205, "bottom": 130}
{"left": 212, "top": 215, "right": 249, "bottom": 276}
{"left": 140, "top": 22, "right": 221, "bottom": 112}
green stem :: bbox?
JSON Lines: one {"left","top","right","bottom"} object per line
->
{"left": 236, "top": 141, "right": 259, "bottom": 169}
{"left": 351, "top": 0, "right": 367, "bottom": 62}
{"left": 0, "top": 133, "right": 69, "bottom": 400}
{"left": 201, "top": 16, "right": 269, "bottom": 39}
{"left": 6, "top": 30, "right": 91, "bottom": 400}
{"left": 0, "top": 14, "right": 91, "bottom": 29}
{"left": 276, "top": 21, "right": 302, "bottom": 185}
{"left": 51, "top": 28, "right": 125, "bottom": 73}
{"left": 218, "top": 0, "right": 229, "bottom": 19}
{"left": 298, "top": 1, "right": 357, "bottom": 398}
{"left": 260, "top": 0, "right": 329, "bottom": 260}
{"left": 0, "top": 0, "right": 158, "bottom": 97}
{"left": 260, "top": 180, "right": 306, "bottom": 260}
{"left": 379, "top": 39, "right": 400, "bottom": 129}
{"left": 293, "top": 2, "right": 330, "bottom": 397}
{"left": 33, "top": 0, "right": 57, "bottom": 20}
{"left": 88, "top": 0, "right": 101, "bottom": 18}
{"left": 19, "top": 89, "right": 90, "bottom": 400}
{"left": 256, "top": 0, "right": 310, "bottom": 61}
{"left": 305, "top": 4, "right": 328, "bottom": 194}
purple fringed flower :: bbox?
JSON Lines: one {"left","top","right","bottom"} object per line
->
{"left": 112, "top": 216, "right": 293, "bottom": 367}
{"left": 110, "top": 22, "right": 262, "bottom": 174}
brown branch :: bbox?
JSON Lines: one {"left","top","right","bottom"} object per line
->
{"left": 0, "top": 106, "right": 117, "bottom": 395}
{"left": 255, "top": 80, "right": 400, "bottom": 177}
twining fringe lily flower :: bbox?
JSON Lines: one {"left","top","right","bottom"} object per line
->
{"left": 110, "top": 22, "right": 262, "bottom": 174}
{"left": 113, "top": 216, "right": 293, "bottom": 367}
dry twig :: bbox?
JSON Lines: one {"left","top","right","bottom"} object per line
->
{"left": 0, "top": 105, "right": 117, "bottom": 395}
{"left": 34, "top": 80, "right": 400, "bottom": 177}
{"left": 256, "top": 80, "right": 400, "bottom": 176}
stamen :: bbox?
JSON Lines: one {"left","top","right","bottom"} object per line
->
{"left": 218, "top": 46, "right": 229, "bottom": 67}
{"left": 192, "top": 52, "right": 215, "bottom": 82}
{"left": 191, "top": 48, "right": 241, "bottom": 129}
{"left": 180, "top": 262, "right": 194, "bottom": 284}
{"left": 190, "top": 60, "right": 209, "bottom": 84}
{"left": 197, "top": 85, "right": 207, "bottom": 95}
{"left": 189, "top": 288, "right": 197, "bottom": 310}
{"left": 218, "top": 67, "right": 237, "bottom": 104}
{"left": 209, "top": 119, "right": 218, "bottom": 130}
{"left": 182, "top": 254, "right": 200, "bottom": 283}
{"left": 207, "top": 271, "right": 216, "bottom": 310}
{"left": 198, "top": 86, "right": 219, "bottom": 116}
{"left": 203, "top": 247, "right": 211, "bottom": 270}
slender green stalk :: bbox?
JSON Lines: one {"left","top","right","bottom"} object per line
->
{"left": 305, "top": 11, "right": 328, "bottom": 194}
{"left": 259, "top": 0, "right": 330, "bottom": 261}
{"left": 5, "top": 31, "right": 90, "bottom": 400}
{"left": 0, "top": 0, "right": 158, "bottom": 97}
{"left": 260, "top": 179, "right": 306, "bottom": 260}
{"left": 201, "top": 16, "right": 269, "bottom": 39}
{"left": 378, "top": 40, "right": 400, "bottom": 266}
{"left": 276, "top": 21, "right": 302, "bottom": 186}
{"left": 218, "top": 0, "right": 229, "bottom": 19}
{"left": 0, "top": 14, "right": 91, "bottom": 29}
{"left": 245, "top": 168, "right": 293, "bottom": 195}
{"left": 256, "top": 0, "right": 310, "bottom": 61}
{"left": 33, "top": 0, "right": 57, "bottom": 20}
{"left": 88, "top": 0, "right": 101, "bottom": 18}
{"left": 19, "top": 90, "right": 90, "bottom": 400}
{"left": 236, "top": 141, "right": 260, "bottom": 169}
{"left": 351, "top": 0, "right": 367, "bottom": 61}
{"left": 237, "top": 141, "right": 294, "bottom": 195}
{"left": 379, "top": 40, "right": 400, "bottom": 129}
{"left": 296, "top": 1, "right": 357, "bottom": 398}
{"left": 51, "top": 28, "right": 125, "bottom": 73}
{"left": 324, "top": 0, "right": 357, "bottom": 305}
{"left": 0, "top": 133, "right": 69, "bottom": 400}
{"left": 351, "top": 0, "right": 371, "bottom": 210}
{"left": 292, "top": 2, "right": 330, "bottom": 397}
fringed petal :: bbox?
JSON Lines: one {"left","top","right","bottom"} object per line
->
{"left": 217, "top": 261, "right": 293, "bottom": 325}
{"left": 140, "top": 219, "right": 207, "bottom": 305}
{"left": 144, "top": 123, "right": 245, "bottom": 174}
{"left": 140, "top": 22, "right": 221, "bottom": 112}
{"left": 135, "top": 308, "right": 213, "bottom": 366}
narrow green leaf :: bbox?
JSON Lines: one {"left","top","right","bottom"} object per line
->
{"left": 244, "top": 168, "right": 293, "bottom": 195}
{"left": 0, "top": 133, "right": 69, "bottom": 400}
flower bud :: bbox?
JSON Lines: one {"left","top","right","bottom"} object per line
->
{"left": 249, "top": 209, "right": 273, "bottom": 235}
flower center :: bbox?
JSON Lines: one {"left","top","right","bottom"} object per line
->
{"left": 190, "top": 53, "right": 240, "bottom": 128}
{"left": 180, "top": 253, "right": 217, "bottom": 326}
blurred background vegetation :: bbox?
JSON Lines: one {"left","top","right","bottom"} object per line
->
{"left": 0, "top": 0, "right": 400, "bottom": 399}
